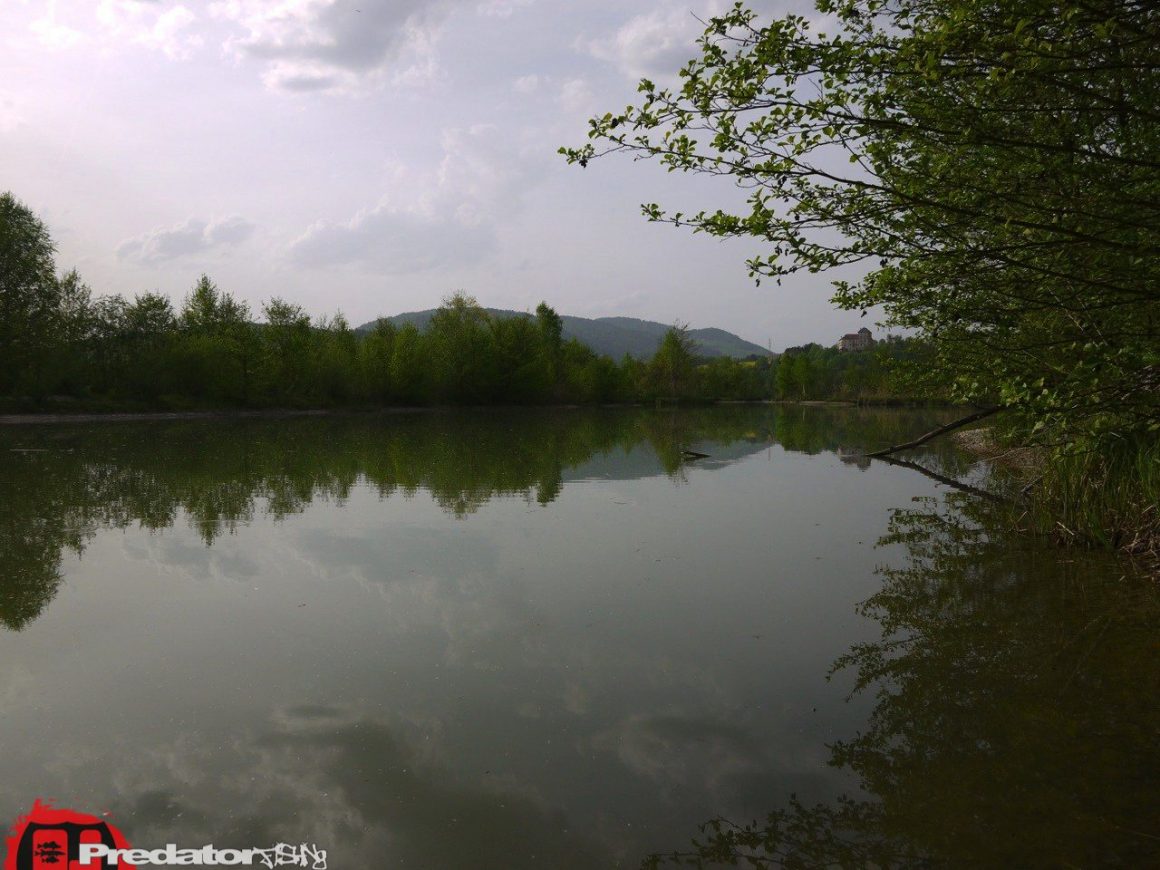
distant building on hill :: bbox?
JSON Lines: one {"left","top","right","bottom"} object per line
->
{"left": 837, "top": 327, "right": 875, "bottom": 352}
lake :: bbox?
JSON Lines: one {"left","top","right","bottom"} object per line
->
{"left": 0, "top": 407, "right": 1156, "bottom": 867}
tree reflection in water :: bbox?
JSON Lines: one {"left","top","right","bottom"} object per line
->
{"left": 0, "top": 406, "right": 959, "bottom": 632}
{"left": 648, "top": 494, "right": 1160, "bottom": 868}
{"left": 5, "top": 406, "right": 1141, "bottom": 863}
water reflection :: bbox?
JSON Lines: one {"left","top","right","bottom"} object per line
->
{"left": 101, "top": 705, "right": 609, "bottom": 869}
{"left": 0, "top": 406, "right": 959, "bottom": 630}
{"left": 3, "top": 406, "right": 1140, "bottom": 866}
{"left": 649, "top": 494, "right": 1160, "bottom": 867}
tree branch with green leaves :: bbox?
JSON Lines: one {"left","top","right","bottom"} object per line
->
{"left": 562, "top": 0, "right": 1159, "bottom": 447}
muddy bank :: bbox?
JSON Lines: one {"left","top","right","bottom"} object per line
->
{"left": 953, "top": 426, "right": 1044, "bottom": 471}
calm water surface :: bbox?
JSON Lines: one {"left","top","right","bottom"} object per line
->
{"left": 0, "top": 407, "right": 1155, "bottom": 867}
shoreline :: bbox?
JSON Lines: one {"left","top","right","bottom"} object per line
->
{"left": 0, "top": 404, "right": 691, "bottom": 426}
{"left": 0, "top": 398, "right": 961, "bottom": 426}
{"left": 0, "top": 408, "right": 409, "bottom": 426}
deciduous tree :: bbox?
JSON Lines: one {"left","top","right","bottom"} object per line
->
{"left": 0, "top": 193, "right": 62, "bottom": 394}
{"left": 563, "top": 0, "right": 1160, "bottom": 444}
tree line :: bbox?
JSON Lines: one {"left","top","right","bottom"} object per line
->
{"left": 1, "top": 191, "right": 937, "bottom": 410}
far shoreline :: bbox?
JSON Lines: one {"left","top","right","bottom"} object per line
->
{"left": 0, "top": 407, "right": 406, "bottom": 426}
{"left": 0, "top": 398, "right": 966, "bottom": 426}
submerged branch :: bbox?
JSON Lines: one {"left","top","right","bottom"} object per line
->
{"left": 866, "top": 407, "right": 1004, "bottom": 458}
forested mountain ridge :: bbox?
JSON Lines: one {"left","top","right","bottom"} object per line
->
{"left": 356, "top": 309, "right": 770, "bottom": 360}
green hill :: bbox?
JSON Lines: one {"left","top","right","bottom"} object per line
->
{"left": 355, "top": 308, "right": 770, "bottom": 360}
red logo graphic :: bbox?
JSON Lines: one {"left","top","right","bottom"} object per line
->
{"left": 4, "top": 802, "right": 134, "bottom": 870}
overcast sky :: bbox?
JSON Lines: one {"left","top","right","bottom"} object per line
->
{"left": 2, "top": 0, "right": 878, "bottom": 351}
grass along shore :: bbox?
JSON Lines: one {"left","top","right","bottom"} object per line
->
{"left": 955, "top": 427, "right": 1159, "bottom": 575}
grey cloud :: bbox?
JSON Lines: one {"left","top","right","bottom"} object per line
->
{"left": 217, "top": 0, "right": 464, "bottom": 91}
{"left": 206, "top": 214, "right": 257, "bottom": 245}
{"left": 277, "top": 73, "right": 342, "bottom": 93}
{"left": 101, "top": 709, "right": 608, "bottom": 868}
{"left": 590, "top": 711, "right": 839, "bottom": 808}
{"left": 117, "top": 215, "right": 256, "bottom": 264}
{"left": 593, "top": 713, "right": 764, "bottom": 789}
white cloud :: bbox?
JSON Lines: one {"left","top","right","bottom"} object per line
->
{"left": 204, "top": 215, "right": 257, "bottom": 245}
{"left": 30, "top": 1, "right": 85, "bottom": 50}
{"left": 289, "top": 207, "right": 493, "bottom": 273}
{"left": 388, "top": 17, "right": 446, "bottom": 89}
{"left": 117, "top": 216, "right": 256, "bottom": 264}
{"left": 585, "top": 1, "right": 838, "bottom": 83}
{"left": 592, "top": 713, "right": 764, "bottom": 791}
{"left": 512, "top": 73, "right": 540, "bottom": 94}
{"left": 435, "top": 123, "right": 533, "bottom": 225}
{"left": 210, "top": 0, "right": 461, "bottom": 93}
{"left": 289, "top": 124, "right": 541, "bottom": 273}
{"left": 557, "top": 78, "right": 595, "bottom": 115}
{"left": 476, "top": 0, "right": 534, "bottom": 18}
{"left": 584, "top": 3, "right": 720, "bottom": 81}
{"left": 97, "top": 0, "right": 203, "bottom": 59}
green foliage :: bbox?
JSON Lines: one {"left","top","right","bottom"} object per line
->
{"left": 312, "top": 312, "right": 358, "bottom": 403}
{"left": 535, "top": 301, "right": 564, "bottom": 387}
{"left": 1029, "top": 435, "right": 1160, "bottom": 554}
{"left": 172, "top": 275, "right": 257, "bottom": 403}
{"left": 562, "top": 0, "right": 1159, "bottom": 448}
{"left": 427, "top": 292, "right": 497, "bottom": 403}
{"left": 650, "top": 325, "right": 698, "bottom": 398}
{"left": 359, "top": 318, "right": 397, "bottom": 403}
{"left": 390, "top": 322, "right": 428, "bottom": 404}
{"left": 768, "top": 336, "right": 938, "bottom": 402}
{"left": 261, "top": 298, "right": 314, "bottom": 402}
{"left": 490, "top": 313, "right": 553, "bottom": 403}
{"left": 0, "top": 193, "right": 62, "bottom": 395}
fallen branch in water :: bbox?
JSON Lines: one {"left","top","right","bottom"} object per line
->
{"left": 866, "top": 406, "right": 1004, "bottom": 458}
